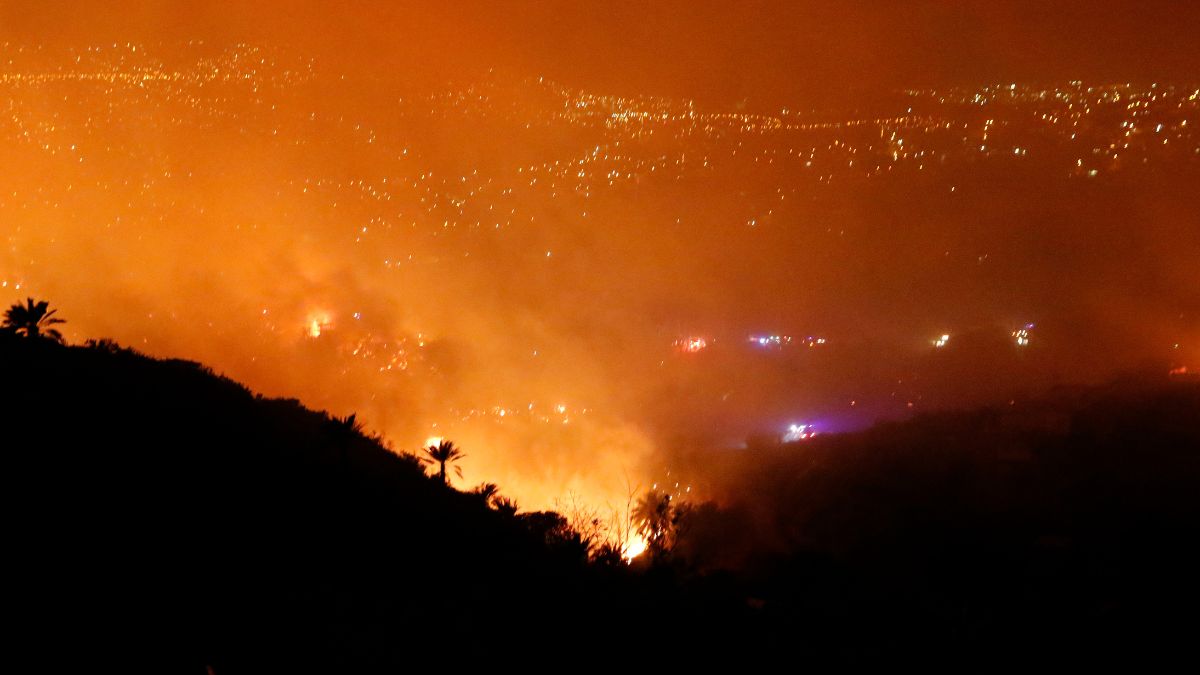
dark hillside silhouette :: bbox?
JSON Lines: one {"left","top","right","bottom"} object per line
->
{"left": 670, "top": 374, "right": 1200, "bottom": 666}
{"left": 0, "top": 338, "right": 687, "bottom": 671}
{"left": 2, "top": 335, "right": 1198, "bottom": 670}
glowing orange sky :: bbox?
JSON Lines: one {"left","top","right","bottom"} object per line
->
{"left": 1, "top": 2, "right": 1197, "bottom": 510}
{"left": 5, "top": 1, "right": 1200, "bottom": 96}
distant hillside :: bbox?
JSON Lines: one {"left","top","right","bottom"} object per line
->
{"left": 671, "top": 372, "right": 1200, "bottom": 666}
{"left": 3, "top": 335, "right": 1198, "bottom": 670}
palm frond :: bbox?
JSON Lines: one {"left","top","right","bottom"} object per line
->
{"left": 2, "top": 298, "right": 67, "bottom": 342}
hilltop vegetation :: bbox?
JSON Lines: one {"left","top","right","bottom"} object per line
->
{"left": 3, "top": 328, "right": 1198, "bottom": 670}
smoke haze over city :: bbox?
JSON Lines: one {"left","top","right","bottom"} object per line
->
{"left": 2, "top": 1, "right": 1197, "bottom": 509}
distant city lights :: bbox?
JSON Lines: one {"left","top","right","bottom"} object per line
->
{"left": 749, "top": 334, "right": 792, "bottom": 348}
{"left": 1, "top": 39, "right": 1195, "bottom": 519}
{"left": 674, "top": 336, "right": 709, "bottom": 353}
{"left": 1013, "top": 323, "right": 1034, "bottom": 347}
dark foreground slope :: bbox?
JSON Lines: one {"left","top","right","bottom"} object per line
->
{"left": 3, "top": 336, "right": 1199, "bottom": 671}
{"left": 1, "top": 338, "right": 702, "bottom": 671}
{"left": 675, "top": 372, "right": 1200, "bottom": 666}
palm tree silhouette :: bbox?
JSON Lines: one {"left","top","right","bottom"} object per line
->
{"left": 491, "top": 496, "right": 519, "bottom": 517}
{"left": 420, "top": 439, "right": 466, "bottom": 484}
{"left": 2, "top": 298, "right": 66, "bottom": 342}
{"left": 472, "top": 482, "right": 500, "bottom": 505}
{"left": 469, "top": 482, "right": 519, "bottom": 515}
{"left": 634, "top": 490, "right": 680, "bottom": 558}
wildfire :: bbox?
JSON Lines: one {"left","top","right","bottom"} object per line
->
{"left": 622, "top": 533, "right": 649, "bottom": 561}
{"left": 306, "top": 312, "right": 333, "bottom": 338}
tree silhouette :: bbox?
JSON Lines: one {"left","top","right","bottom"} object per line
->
{"left": 634, "top": 490, "right": 689, "bottom": 560}
{"left": 519, "top": 511, "right": 590, "bottom": 562}
{"left": 420, "top": 439, "right": 466, "bottom": 484}
{"left": 472, "top": 482, "right": 499, "bottom": 500}
{"left": 492, "top": 496, "right": 519, "bottom": 517}
{"left": 2, "top": 298, "right": 66, "bottom": 342}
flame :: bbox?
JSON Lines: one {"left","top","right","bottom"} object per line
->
{"left": 622, "top": 532, "right": 648, "bottom": 562}
{"left": 306, "top": 312, "right": 333, "bottom": 338}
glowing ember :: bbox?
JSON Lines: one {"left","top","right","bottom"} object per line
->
{"left": 934, "top": 334, "right": 950, "bottom": 348}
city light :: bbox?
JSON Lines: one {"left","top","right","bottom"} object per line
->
{"left": 783, "top": 423, "right": 817, "bottom": 443}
